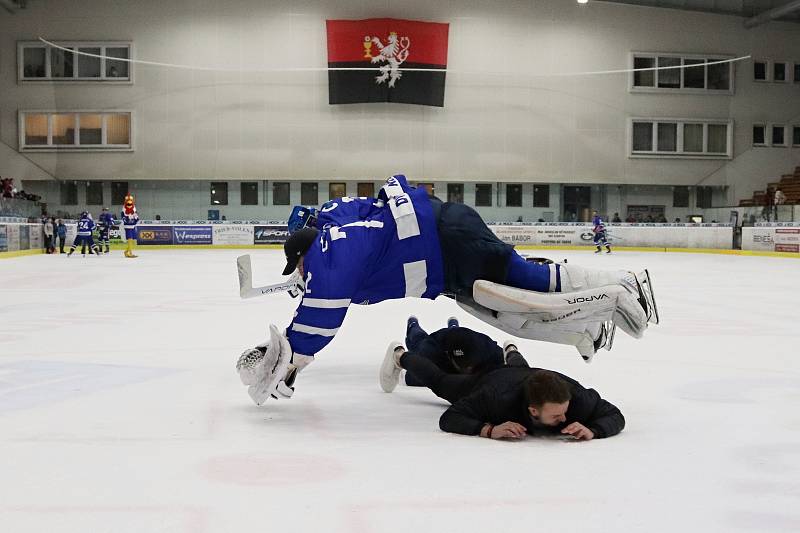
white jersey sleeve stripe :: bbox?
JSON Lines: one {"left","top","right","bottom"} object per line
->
{"left": 291, "top": 323, "right": 340, "bottom": 337}
{"left": 301, "top": 298, "right": 352, "bottom": 309}
{"left": 403, "top": 260, "right": 428, "bottom": 298}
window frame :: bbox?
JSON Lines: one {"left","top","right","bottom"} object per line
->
{"left": 329, "top": 182, "right": 346, "bottom": 200}
{"left": 60, "top": 180, "right": 79, "bottom": 206}
{"left": 506, "top": 184, "right": 523, "bottom": 207}
{"left": 533, "top": 184, "right": 549, "bottom": 208}
{"left": 111, "top": 181, "right": 129, "bottom": 206}
{"left": 794, "top": 63, "right": 800, "bottom": 83}
{"left": 752, "top": 124, "right": 767, "bottom": 147}
{"left": 753, "top": 60, "right": 769, "bottom": 82}
{"left": 357, "top": 182, "right": 375, "bottom": 198}
{"left": 300, "top": 182, "right": 319, "bottom": 206}
{"left": 18, "top": 110, "right": 134, "bottom": 152}
{"left": 771, "top": 124, "right": 787, "bottom": 147}
{"left": 85, "top": 181, "right": 104, "bottom": 206}
{"left": 773, "top": 61, "right": 788, "bottom": 83}
{"left": 629, "top": 52, "right": 734, "bottom": 95}
{"left": 18, "top": 41, "right": 133, "bottom": 83}
{"left": 210, "top": 182, "right": 229, "bottom": 206}
{"left": 475, "top": 183, "right": 492, "bottom": 207}
{"left": 792, "top": 125, "right": 800, "bottom": 147}
{"left": 272, "top": 182, "right": 290, "bottom": 206}
{"left": 240, "top": 181, "right": 259, "bottom": 205}
{"left": 628, "top": 118, "right": 733, "bottom": 159}
{"left": 446, "top": 183, "right": 464, "bottom": 204}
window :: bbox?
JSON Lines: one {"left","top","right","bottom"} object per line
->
{"left": 60, "top": 181, "right": 78, "bottom": 205}
{"left": 357, "top": 182, "right": 374, "bottom": 198}
{"left": 795, "top": 63, "right": 800, "bottom": 82}
{"left": 632, "top": 122, "right": 653, "bottom": 151}
{"left": 475, "top": 184, "right": 492, "bottom": 207}
{"left": 273, "top": 182, "right": 290, "bottom": 205}
{"left": 683, "top": 123, "right": 704, "bottom": 153}
{"left": 707, "top": 124, "right": 728, "bottom": 154}
{"left": 329, "top": 182, "right": 346, "bottom": 200}
{"left": 533, "top": 185, "right": 549, "bottom": 207}
{"left": 447, "top": 184, "right": 464, "bottom": 203}
{"left": 19, "top": 111, "right": 132, "bottom": 151}
{"left": 631, "top": 53, "right": 732, "bottom": 92}
{"left": 301, "top": 182, "right": 318, "bottom": 205}
{"left": 657, "top": 56, "right": 680, "bottom": 88}
{"left": 506, "top": 184, "right": 522, "bottom": 207}
{"left": 696, "top": 186, "right": 713, "bottom": 209}
{"left": 657, "top": 123, "right": 677, "bottom": 152}
{"left": 772, "top": 125, "right": 786, "bottom": 146}
{"left": 793, "top": 126, "right": 800, "bottom": 146}
{"left": 683, "top": 59, "right": 705, "bottom": 89}
{"left": 673, "top": 186, "right": 690, "bottom": 208}
{"left": 774, "top": 62, "right": 787, "bottom": 82}
{"left": 241, "top": 182, "right": 258, "bottom": 205}
{"left": 18, "top": 41, "right": 132, "bottom": 82}
{"left": 416, "top": 183, "right": 434, "bottom": 196}
{"left": 754, "top": 61, "right": 768, "bottom": 81}
{"left": 707, "top": 59, "right": 730, "bottom": 90}
{"left": 753, "top": 124, "right": 766, "bottom": 146}
{"left": 85, "top": 181, "right": 103, "bottom": 205}
{"left": 630, "top": 119, "right": 732, "bottom": 158}
{"left": 111, "top": 182, "right": 128, "bottom": 205}
{"left": 210, "top": 182, "right": 228, "bottom": 205}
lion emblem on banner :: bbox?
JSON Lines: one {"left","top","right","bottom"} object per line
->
{"left": 363, "top": 32, "right": 410, "bottom": 87}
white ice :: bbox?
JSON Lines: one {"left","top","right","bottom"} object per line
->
{"left": 1, "top": 249, "right": 799, "bottom": 533}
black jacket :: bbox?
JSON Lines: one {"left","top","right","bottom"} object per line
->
{"left": 438, "top": 367, "right": 625, "bottom": 439}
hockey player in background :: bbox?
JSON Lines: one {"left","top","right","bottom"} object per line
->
{"left": 67, "top": 212, "right": 101, "bottom": 257}
{"left": 121, "top": 194, "right": 139, "bottom": 258}
{"left": 236, "top": 175, "right": 658, "bottom": 405}
{"left": 592, "top": 210, "right": 612, "bottom": 254}
{"left": 97, "top": 207, "right": 116, "bottom": 254}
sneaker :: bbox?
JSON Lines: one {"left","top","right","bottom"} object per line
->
{"left": 447, "top": 316, "right": 459, "bottom": 329}
{"left": 379, "top": 341, "right": 405, "bottom": 393}
{"left": 407, "top": 315, "right": 419, "bottom": 330}
{"left": 502, "top": 339, "right": 518, "bottom": 358}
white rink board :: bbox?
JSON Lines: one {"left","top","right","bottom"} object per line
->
{"left": 1, "top": 249, "right": 799, "bottom": 533}
{"left": 489, "top": 224, "right": 733, "bottom": 248}
{"left": 742, "top": 225, "right": 800, "bottom": 253}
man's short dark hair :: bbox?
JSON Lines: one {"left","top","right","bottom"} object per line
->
{"left": 525, "top": 370, "right": 571, "bottom": 407}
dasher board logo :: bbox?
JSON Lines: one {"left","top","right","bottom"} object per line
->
{"left": 254, "top": 225, "right": 289, "bottom": 244}
{"left": 213, "top": 224, "right": 254, "bottom": 245}
{"left": 137, "top": 226, "right": 173, "bottom": 245}
{"left": 326, "top": 18, "right": 449, "bottom": 106}
{"left": 173, "top": 226, "right": 213, "bottom": 245}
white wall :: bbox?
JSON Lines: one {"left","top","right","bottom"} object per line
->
{"left": 2, "top": 0, "right": 799, "bottom": 214}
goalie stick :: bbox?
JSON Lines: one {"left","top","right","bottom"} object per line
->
{"left": 237, "top": 254, "right": 303, "bottom": 299}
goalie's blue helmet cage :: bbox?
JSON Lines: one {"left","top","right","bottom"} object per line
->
{"left": 287, "top": 206, "right": 318, "bottom": 234}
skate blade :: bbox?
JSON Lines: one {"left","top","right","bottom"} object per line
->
{"left": 641, "top": 269, "right": 660, "bottom": 325}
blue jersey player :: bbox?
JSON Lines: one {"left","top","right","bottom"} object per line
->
{"left": 592, "top": 210, "right": 612, "bottom": 254}
{"left": 236, "top": 175, "right": 659, "bottom": 405}
{"left": 97, "top": 207, "right": 116, "bottom": 254}
{"left": 67, "top": 212, "right": 101, "bottom": 257}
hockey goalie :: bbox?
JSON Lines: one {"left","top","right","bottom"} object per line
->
{"left": 236, "top": 174, "right": 658, "bottom": 405}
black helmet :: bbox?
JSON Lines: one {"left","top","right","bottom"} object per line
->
{"left": 282, "top": 227, "right": 319, "bottom": 275}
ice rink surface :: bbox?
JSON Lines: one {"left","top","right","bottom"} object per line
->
{"left": 1, "top": 248, "right": 799, "bottom": 533}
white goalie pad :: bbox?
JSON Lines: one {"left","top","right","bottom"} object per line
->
{"left": 459, "top": 280, "right": 631, "bottom": 362}
{"left": 247, "top": 324, "right": 292, "bottom": 406}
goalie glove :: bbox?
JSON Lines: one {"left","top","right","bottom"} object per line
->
{"left": 237, "top": 324, "right": 293, "bottom": 406}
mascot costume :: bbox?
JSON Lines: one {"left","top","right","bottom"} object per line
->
{"left": 121, "top": 193, "right": 140, "bottom": 258}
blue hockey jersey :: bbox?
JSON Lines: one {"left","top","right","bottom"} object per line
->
{"left": 98, "top": 211, "right": 116, "bottom": 228}
{"left": 76, "top": 217, "right": 95, "bottom": 236}
{"left": 286, "top": 175, "right": 444, "bottom": 359}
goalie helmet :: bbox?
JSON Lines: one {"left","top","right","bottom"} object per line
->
{"left": 287, "top": 205, "right": 318, "bottom": 234}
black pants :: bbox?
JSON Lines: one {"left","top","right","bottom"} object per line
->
{"left": 399, "top": 351, "right": 482, "bottom": 405}
{"left": 429, "top": 198, "right": 515, "bottom": 299}
{"left": 58, "top": 236, "right": 65, "bottom": 253}
{"left": 404, "top": 321, "right": 455, "bottom": 386}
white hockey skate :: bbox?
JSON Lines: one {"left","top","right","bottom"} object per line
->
{"left": 379, "top": 341, "right": 404, "bottom": 393}
{"left": 235, "top": 324, "right": 292, "bottom": 406}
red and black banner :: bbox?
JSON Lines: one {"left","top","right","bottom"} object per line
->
{"left": 326, "top": 18, "right": 449, "bottom": 107}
